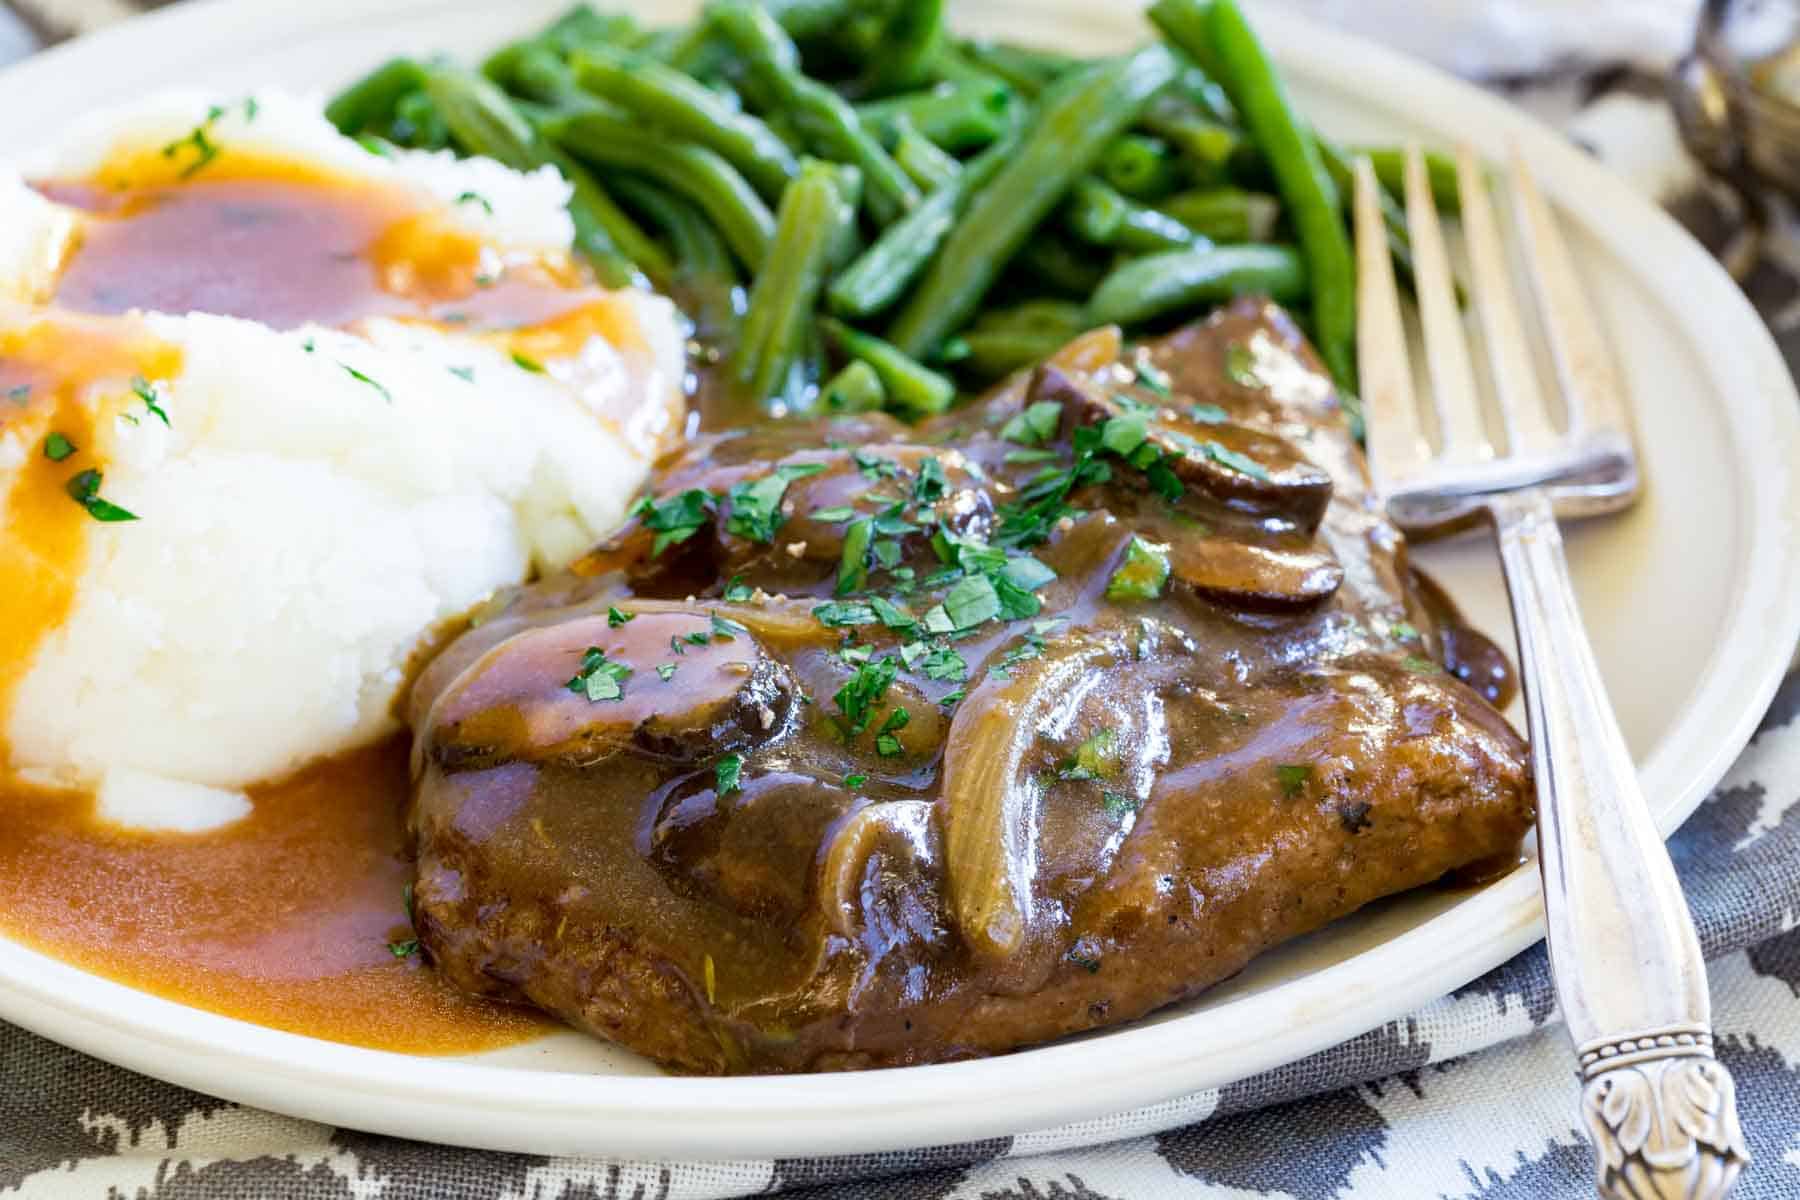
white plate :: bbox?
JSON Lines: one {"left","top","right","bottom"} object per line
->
{"left": 0, "top": 0, "right": 1796, "bottom": 1161}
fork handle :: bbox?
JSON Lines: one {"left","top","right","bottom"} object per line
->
{"left": 1489, "top": 489, "right": 1748, "bottom": 1199}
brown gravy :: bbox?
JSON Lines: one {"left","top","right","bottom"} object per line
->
{"left": 0, "top": 737, "right": 550, "bottom": 1052}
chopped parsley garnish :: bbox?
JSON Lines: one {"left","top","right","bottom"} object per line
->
{"left": 843, "top": 772, "right": 868, "bottom": 788}
{"left": 566, "top": 646, "right": 630, "bottom": 702}
{"left": 340, "top": 362, "right": 391, "bottom": 402}
{"left": 1224, "top": 343, "right": 1261, "bottom": 388}
{"left": 1001, "top": 400, "right": 1061, "bottom": 446}
{"left": 875, "top": 707, "right": 911, "bottom": 756}
{"left": 1101, "top": 789, "right": 1140, "bottom": 817}
{"left": 1402, "top": 655, "right": 1444, "bottom": 674}
{"left": 161, "top": 113, "right": 221, "bottom": 179}
{"left": 635, "top": 488, "right": 715, "bottom": 555}
{"left": 715, "top": 753, "right": 744, "bottom": 796}
{"left": 1203, "top": 441, "right": 1271, "bottom": 481}
{"left": 1058, "top": 728, "right": 1118, "bottom": 781}
{"left": 1135, "top": 360, "right": 1173, "bottom": 396}
{"left": 943, "top": 574, "right": 1001, "bottom": 630}
{"left": 1275, "top": 763, "right": 1312, "bottom": 797}
{"left": 852, "top": 449, "right": 902, "bottom": 480}
{"left": 833, "top": 654, "right": 898, "bottom": 736}
{"left": 999, "top": 555, "right": 1056, "bottom": 594}
{"left": 995, "top": 425, "right": 1111, "bottom": 548}
{"left": 1390, "top": 620, "right": 1420, "bottom": 642}
{"left": 811, "top": 505, "right": 856, "bottom": 523}
{"left": 725, "top": 462, "right": 823, "bottom": 543}
{"left": 1188, "top": 403, "right": 1228, "bottom": 425}
{"left": 65, "top": 469, "right": 138, "bottom": 522}
{"left": 814, "top": 600, "right": 878, "bottom": 627}
{"left": 911, "top": 456, "right": 947, "bottom": 504}
{"left": 921, "top": 647, "right": 967, "bottom": 681}
{"left": 511, "top": 350, "right": 546, "bottom": 373}
{"left": 455, "top": 190, "right": 494, "bottom": 214}
{"left": 938, "top": 687, "right": 966, "bottom": 706}
{"left": 723, "top": 575, "right": 754, "bottom": 602}
{"left": 301, "top": 337, "right": 316, "bottom": 353}
{"left": 900, "top": 640, "right": 928, "bottom": 668}
{"left": 388, "top": 938, "right": 420, "bottom": 959}
{"left": 669, "top": 635, "right": 688, "bottom": 656}
{"left": 130, "top": 376, "right": 170, "bottom": 426}
{"left": 1003, "top": 448, "right": 1059, "bottom": 466}
{"left": 869, "top": 595, "right": 916, "bottom": 630}
{"left": 42, "top": 432, "right": 75, "bottom": 462}
{"left": 1100, "top": 413, "right": 1148, "bottom": 457}
{"left": 1105, "top": 537, "right": 1170, "bottom": 602}
{"left": 448, "top": 365, "right": 475, "bottom": 382}
{"left": 607, "top": 605, "right": 634, "bottom": 627}
{"left": 710, "top": 613, "right": 747, "bottom": 640}
{"left": 656, "top": 663, "right": 678, "bottom": 681}
{"left": 1067, "top": 949, "right": 1102, "bottom": 973}
{"left": 872, "top": 538, "right": 903, "bottom": 569}
{"left": 836, "top": 517, "right": 874, "bottom": 596}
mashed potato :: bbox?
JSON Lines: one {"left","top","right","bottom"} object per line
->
{"left": 0, "top": 91, "right": 687, "bottom": 810}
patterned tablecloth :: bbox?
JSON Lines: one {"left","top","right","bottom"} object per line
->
{"left": 2, "top": 1, "right": 1798, "bottom": 1196}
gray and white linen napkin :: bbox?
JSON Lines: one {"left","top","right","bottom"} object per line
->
{"left": 4, "top": 2, "right": 1800, "bottom": 1197}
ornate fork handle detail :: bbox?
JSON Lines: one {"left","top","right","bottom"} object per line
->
{"left": 1490, "top": 490, "right": 1749, "bottom": 1199}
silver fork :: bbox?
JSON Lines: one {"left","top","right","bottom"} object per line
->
{"left": 1353, "top": 146, "right": 1751, "bottom": 1200}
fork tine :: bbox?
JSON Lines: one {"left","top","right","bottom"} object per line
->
{"left": 1353, "top": 155, "right": 1427, "bottom": 486}
{"left": 1508, "top": 151, "right": 1631, "bottom": 442}
{"left": 1455, "top": 143, "right": 1561, "bottom": 458}
{"left": 1404, "top": 141, "right": 1491, "bottom": 464}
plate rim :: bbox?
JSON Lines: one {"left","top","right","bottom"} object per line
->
{"left": 0, "top": 0, "right": 1795, "bottom": 1160}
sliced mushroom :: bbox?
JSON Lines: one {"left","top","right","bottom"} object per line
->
{"left": 1033, "top": 363, "right": 1334, "bottom": 532}
{"left": 1169, "top": 537, "right": 1344, "bottom": 611}
{"left": 424, "top": 610, "right": 796, "bottom": 772}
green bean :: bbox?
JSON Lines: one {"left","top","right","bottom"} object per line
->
{"left": 734, "top": 162, "right": 857, "bottom": 406}
{"left": 973, "top": 299, "right": 1088, "bottom": 336}
{"left": 1100, "top": 134, "right": 1180, "bottom": 200}
{"left": 712, "top": 3, "right": 919, "bottom": 224}
{"left": 860, "top": 0, "right": 946, "bottom": 96}
{"left": 821, "top": 360, "right": 887, "bottom": 413}
{"left": 1139, "top": 94, "right": 1243, "bottom": 180}
{"left": 888, "top": 45, "right": 1179, "bottom": 357}
{"left": 1158, "top": 186, "right": 1280, "bottom": 242}
{"left": 509, "top": 103, "right": 671, "bottom": 283}
{"left": 1087, "top": 242, "right": 1306, "bottom": 326}
{"left": 953, "top": 39, "right": 1080, "bottom": 98}
{"left": 1354, "top": 146, "right": 1460, "bottom": 213}
{"left": 1166, "top": 62, "right": 1237, "bottom": 125}
{"left": 893, "top": 117, "right": 961, "bottom": 190}
{"left": 537, "top": 4, "right": 639, "bottom": 54}
{"left": 608, "top": 176, "right": 733, "bottom": 282}
{"left": 1064, "top": 177, "right": 1204, "bottom": 254}
{"left": 506, "top": 46, "right": 596, "bottom": 110}
{"left": 827, "top": 119, "right": 1024, "bottom": 321}
{"left": 941, "top": 328, "right": 1071, "bottom": 378}
{"left": 1013, "top": 234, "right": 1107, "bottom": 296}
{"left": 821, "top": 318, "right": 956, "bottom": 417}
{"left": 550, "top": 109, "right": 777, "bottom": 271}
{"left": 1158, "top": 0, "right": 1356, "bottom": 389}
{"left": 389, "top": 88, "right": 450, "bottom": 150}
{"left": 764, "top": 0, "right": 856, "bottom": 40}
{"left": 572, "top": 45, "right": 799, "bottom": 201}
{"left": 326, "top": 57, "right": 425, "bottom": 135}
{"left": 1144, "top": 0, "right": 1227, "bottom": 83}
{"left": 856, "top": 80, "right": 1018, "bottom": 153}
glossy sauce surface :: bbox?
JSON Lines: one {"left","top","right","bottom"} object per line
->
{"left": 0, "top": 738, "right": 549, "bottom": 1051}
